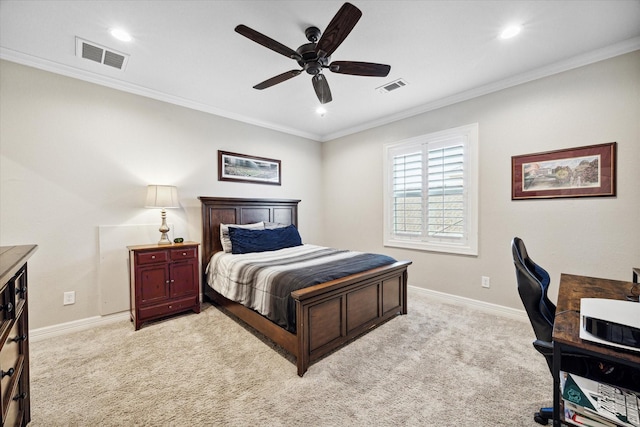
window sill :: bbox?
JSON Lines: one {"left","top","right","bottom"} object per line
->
{"left": 384, "top": 239, "right": 478, "bottom": 256}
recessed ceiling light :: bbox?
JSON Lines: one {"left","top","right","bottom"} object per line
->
{"left": 110, "top": 28, "right": 132, "bottom": 42}
{"left": 500, "top": 25, "right": 521, "bottom": 40}
{"left": 316, "top": 106, "right": 327, "bottom": 117}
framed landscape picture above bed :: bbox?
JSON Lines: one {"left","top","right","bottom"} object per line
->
{"left": 511, "top": 142, "right": 616, "bottom": 200}
{"left": 218, "top": 150, "right": 281, "bottom": 185}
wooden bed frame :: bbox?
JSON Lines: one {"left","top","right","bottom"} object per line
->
{"left": 199, "top": 197, "right": 411, "bottom": 376}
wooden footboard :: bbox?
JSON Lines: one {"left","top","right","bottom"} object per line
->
{"left": 199, "top": 197, "right": 411, "bottom": 376}
{"left": 293, "top": 260, "right": 410, "bottom": 376}
{"left": 203, "top": 260, "right": 410, "bottom": 376}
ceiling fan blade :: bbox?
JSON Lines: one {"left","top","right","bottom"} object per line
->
{"left": 312, "top": 74, "right": 333, "bottom": 104}
{"left": 235, "top": 25, "right": 302, "bottom": 61}
{"left": 315, "top": 2, "right": 362, "bottom": 58}
{"left": 253, "top": 70, "right": 302, "bottom": 90}
{"left": 329, "top": 61, "right": 391, "bottom": 77}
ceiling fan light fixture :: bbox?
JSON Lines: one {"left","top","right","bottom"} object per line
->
{"left": 235, "top": 2, "right": 388, "bottom": 104}
{"left": 316, "top": 106, "right": 327, "bottom": 117}
{"left": 500, "top": 25, "right": 522, "bottom": 40}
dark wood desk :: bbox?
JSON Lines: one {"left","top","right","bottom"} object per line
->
{"left": 552, "top": 273, "right": 640, "bottom": 426}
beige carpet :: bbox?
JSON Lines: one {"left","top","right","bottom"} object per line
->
{"left": 30, "top": 289, "right": 550, "bottom": 426}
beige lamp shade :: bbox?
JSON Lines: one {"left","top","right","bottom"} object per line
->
{"left": 145, "top": 185, "right": 179, "bottom": 209}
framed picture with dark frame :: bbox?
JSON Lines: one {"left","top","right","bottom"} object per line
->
{"left": 511, "top": 142, "right": 616, "bottom": 200}
{"left": 218, "top": 150, "right": 281, "bottom": 186}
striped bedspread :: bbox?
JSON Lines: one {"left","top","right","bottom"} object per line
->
{"left": 206, "top": 244, "right": 397, "bottom": 332}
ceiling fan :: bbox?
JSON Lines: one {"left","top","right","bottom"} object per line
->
{"left": 235, "top": 2, "right": 391, "bottom": 104}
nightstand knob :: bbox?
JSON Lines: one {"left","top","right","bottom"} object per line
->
{"left": 182, "top": 252, "right": 187, "bottom": 256}
{"left": 151, "top": 255, "right": 156, "bottom": 259}
{"left": 16, "top": 286, "right": 27, "bottom": 297}
{"left": 1, "top": 368, "right": 14, "bottom": 378}
{"left": 0, "top": 302, "right": 13, "bottom": 313}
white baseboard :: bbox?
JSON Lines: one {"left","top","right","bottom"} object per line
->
{"left": 29, "top": 311, "right": 130, "bottom": 343}
{"left": 408, "top": 285, "right": 528, "bottom": 322}
{"left": 29, "top": 288, "right": 527, "bottom": 342}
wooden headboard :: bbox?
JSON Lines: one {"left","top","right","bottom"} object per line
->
{"left": 198, "top": 197, "right": 301, "bottom": 274}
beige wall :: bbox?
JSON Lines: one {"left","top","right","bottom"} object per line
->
{"left": 0, "top": 60, "right": 323, "bottom": 329}
{"left": 2, "top": 51, "right": 639, "bottom": 329}
{"left": 322, "top": 51, "right": 640, "bottom": 310}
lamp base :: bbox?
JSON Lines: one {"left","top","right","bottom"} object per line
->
{"left": 158, "top": 233, "right": 172, "bottom": 245}
{"left": 157, "top": 208, "right": 172, "bottom": 245}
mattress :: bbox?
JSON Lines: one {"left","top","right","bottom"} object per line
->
{"left": 206, "top": 244, "right": 397, "bottom": 332}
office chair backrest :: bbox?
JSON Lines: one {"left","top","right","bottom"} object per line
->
{"left": 512, "top": 237, "right": 556, "bottom": 343}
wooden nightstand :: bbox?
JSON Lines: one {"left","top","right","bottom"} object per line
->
{"left": 127, "top": 242, "right": 200, "bottom": 330}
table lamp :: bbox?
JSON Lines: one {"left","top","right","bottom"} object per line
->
{"left": 145, "top": 185, "right": 179, "bottom": 245}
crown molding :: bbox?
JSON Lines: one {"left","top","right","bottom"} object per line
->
{"left": 3, "top": 36, "right": 639, "bottom": 143}
{"left": 321, "top": 37, "right": 640, "bottom": 142}
{"left": 0, "top": 47, "right": 321, "bottom": 141}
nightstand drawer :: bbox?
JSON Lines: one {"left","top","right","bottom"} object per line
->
{"left": 136, "top": 250, "right": 168, "bottom": 265}
{"left": 138, "top": 296, "right": 198, "bottom": 319}
{"left": 170, "top": 247, "right": 197, "bottom": 261}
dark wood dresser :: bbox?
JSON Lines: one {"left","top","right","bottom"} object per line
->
{"left": 128, "top": 242, "right": 200, "bottom": 330}
{"left": 0, "top": 245, "right": 37, "bottom": 427}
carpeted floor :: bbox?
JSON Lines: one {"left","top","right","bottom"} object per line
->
{"left": 29, "top": 289, "right": 551, "bottom": 426}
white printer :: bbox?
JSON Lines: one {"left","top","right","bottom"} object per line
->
{"left": 580, "top": 298, "right": 640, "bottom": 353}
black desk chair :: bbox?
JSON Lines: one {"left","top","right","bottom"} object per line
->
{"left": 512, "top": 238, "right": 636, "bottom": 425}
{"left": 511, "top": 237, "right": 597, "bottom": 424}
{"left": 511, "top": 237, "right": 556, "bottom": 425}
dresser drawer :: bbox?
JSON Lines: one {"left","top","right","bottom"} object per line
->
{"left": 170, "top": 247, "right": 197, "bottom": 261}
{"left": 0, "top": 284, "right": 15, "bottom": 328}
{"left": 0, "top": 320, "right": 22, "bottom": 414}
{"left": 138, "top": 296, "right": 198, "bottom": 320}
{"left": 136, "top": 250, "right": 168, "bottom": 265}
{"left": 3, "top": 362, "right": 26, "bottom": 426}
{"left": 13, "top": 267, "right": 28, "bottom": 313}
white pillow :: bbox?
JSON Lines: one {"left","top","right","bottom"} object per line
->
{"left": 220, "top": 221, "right": 264, "bottom": 253}
{"left": 264, "top": 221, "right": 289, "bottom": 229}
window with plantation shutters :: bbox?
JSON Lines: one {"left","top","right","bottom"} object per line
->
{"left": 392, "top": 151, "right": 422, "bottom": 235}
{"left": 383, "top": 124, "right": 479, "bottom": 255}
{"left": 427, "top": 143, "right": 465, "bottom": 239}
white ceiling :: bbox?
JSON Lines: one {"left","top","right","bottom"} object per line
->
{"left": 1, "top": 1, "right": 639, "bottom": 141}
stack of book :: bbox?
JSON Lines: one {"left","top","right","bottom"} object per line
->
{"left": 561, "top": 371, "right": 640, "bottom": 427}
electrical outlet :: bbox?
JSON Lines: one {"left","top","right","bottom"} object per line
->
{"left": 481, "top": 276, "right": 490, "bottom": 288}
{"left": 63, "top": 291, "right": 75, "bottom": 305}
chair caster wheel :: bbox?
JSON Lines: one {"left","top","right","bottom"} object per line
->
{"left": 534, "top": 413, "right": 549, "bottom": 425}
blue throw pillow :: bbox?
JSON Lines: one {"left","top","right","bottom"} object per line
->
{"left": 228, "top": 224, "right": 302, "bottom": 254}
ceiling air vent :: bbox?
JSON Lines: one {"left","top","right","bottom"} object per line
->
{"left": 377, "top": 78, "right": 408, "bottom": 94}
{"left": 75, "top": 37, "right": 129, "bottom": 71}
